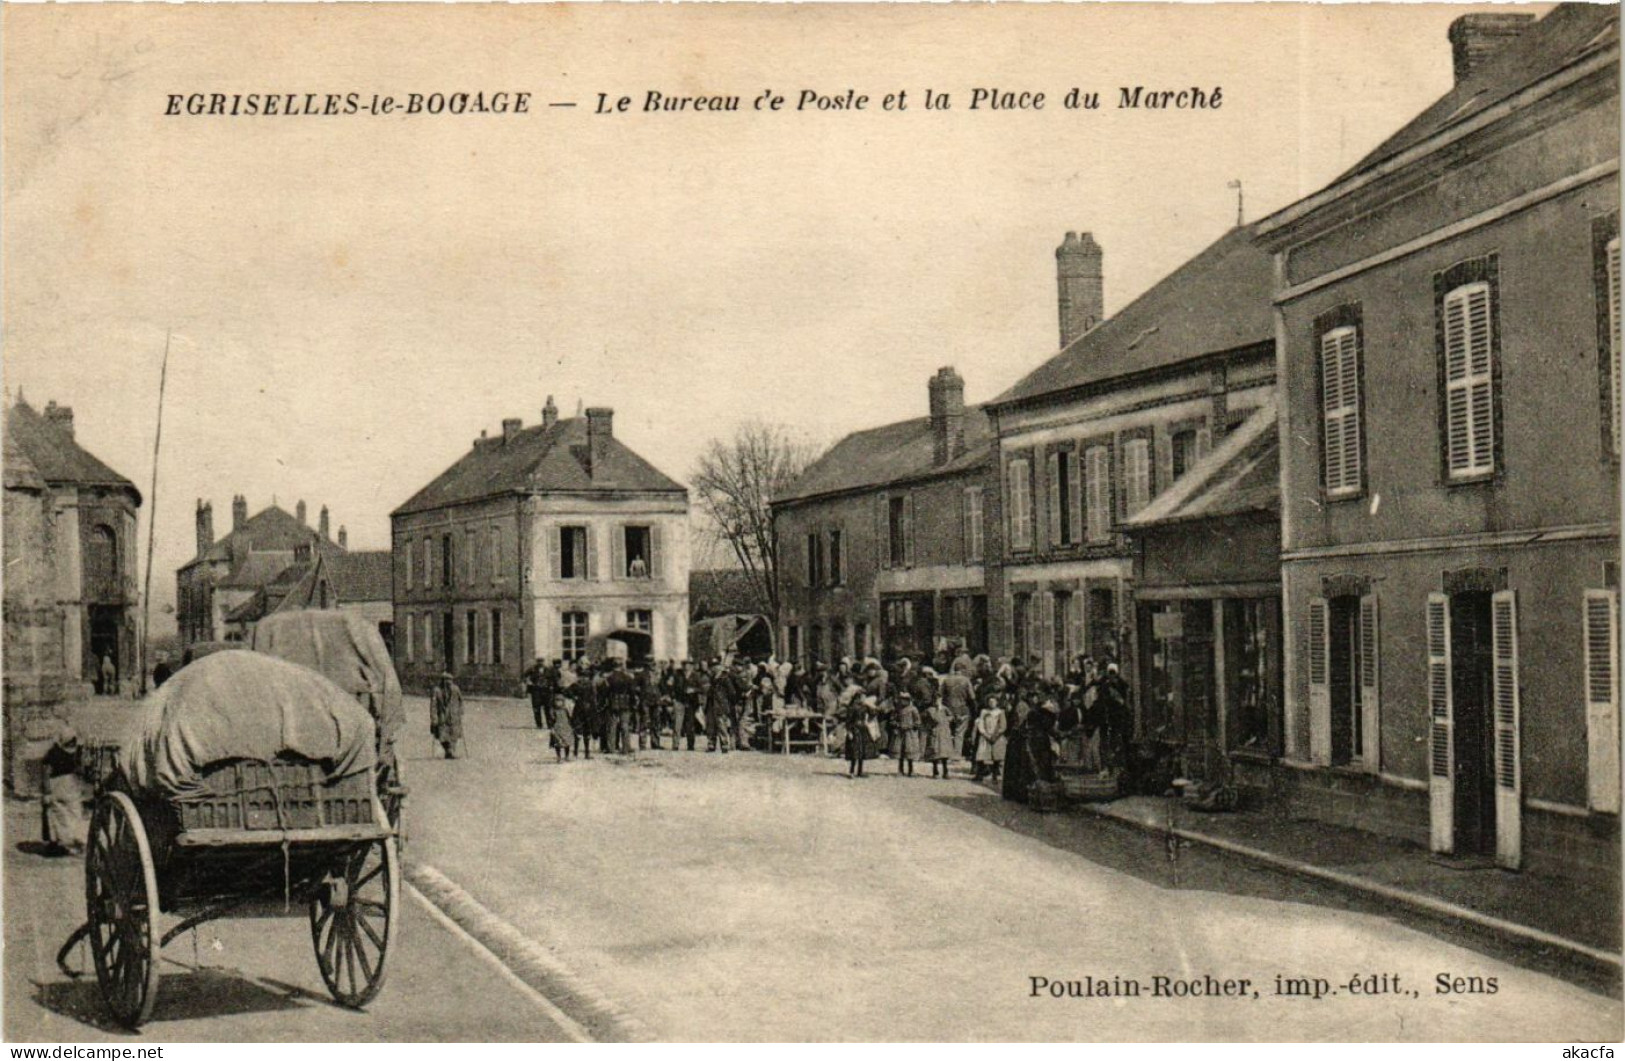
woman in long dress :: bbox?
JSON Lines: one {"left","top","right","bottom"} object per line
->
{"left": 845, "top": 694, "right": 875, "bottom": 778}
{"left": 923, "top": 697, "right": 955, "bottom": 779}
{"left": 550, "top": 693, "right": 575, "bottom": 762}
{"left": 889, "top": 692, "right": 922, "bottom": 777}
{"left": 974, "top": 696, "right": 1007, "bottom": 785}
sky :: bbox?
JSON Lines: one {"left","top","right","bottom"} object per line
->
{"left": 2, "top": 2, "right": 1546, "bottom": 635}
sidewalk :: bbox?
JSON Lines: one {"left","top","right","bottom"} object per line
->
{"left": 1078, "top": 793, "right": 1621, "bottom": 966}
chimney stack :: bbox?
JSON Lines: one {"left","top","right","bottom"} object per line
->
{"left": 196, "top": 499, "right": 214, "bottom": 557}
{"left": 232, "top": 495, "right": 248, "bottom": 531}
{"left": 338, "top": 525, "right": 348, "bottom": 549}
{"left": 296, "top": 499, "right": 308, "bottom": 525}
{"left": 43, "top": 401, "right": 75, "bottom": 439}
{"left": 928, "top": 367, "right": 967, "bottom": 466}
{"left": 1056, "top": 231, "right": 1104, "bottom": 348}
{"left": 319, "top": 504, "right": 331, "bottom": 540}
{"left": 542, "top": 395, "right": 559, "bottom": 431}
{"left": 502, "top": 417, "right": 523, "bottom": 443}
{"left": 585, "top": 407, "right": 614, "bottom": 479}
{"left": 1448, "top": 13, "right": 1534, "bottom": 85}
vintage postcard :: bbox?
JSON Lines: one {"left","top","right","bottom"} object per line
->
{"left": 2, "top": 1, "right": 1621, "bottom": 1045}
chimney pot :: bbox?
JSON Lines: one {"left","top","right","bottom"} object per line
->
{"left": 502, "top": 417, "right": 523, "bottom": 443}
{"left": 319, "top": 504, "right": 331, "bottom": 541}
{"left": 196, "top": 499, "right": 214, "bottom": 557}
{"left": 585, "top": 407, "right": 614, "bottom": 479}
{"left": 43, "top": 400, "right": 75, "bottom": 439}
{"left": 296, "top": 499, "right": 308, "bottom": 525}
{"left": 1448, "top": 13, "right": 1535, "bottom": 85}
{"left": 1056, "top": 231, "right": 1104, "bottom": 348}
{"left": 337, "top": 525, "right": 348, "bottom": 549}
{"left": 928, "top": 367, "right": 967, "bottom": 466}
{"left": 232, "top": 495, "right": 248, "bottom": 531}
{"left": 542, "top": 395, "right": 559, "bottom": 430}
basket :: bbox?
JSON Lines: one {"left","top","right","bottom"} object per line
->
{"left": 176, "top": 759, "right": 375, "bottom": 832}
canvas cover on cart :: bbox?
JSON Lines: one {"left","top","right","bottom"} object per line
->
{"left": 121, "top": 650, "right": 377, "bottom": 799}
{"left": 250, "top": 610, "right": 404, "bottom": 748}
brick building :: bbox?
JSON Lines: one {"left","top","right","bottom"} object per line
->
{"left": 774, "top": 368, "right": 994, "bottom": 664}
{"left": 4, "top": 398, "right": 142, "bottom": 790}
{"left": 391, "top": 397, "right": 689, "bottom": 694}
{"left": 1255, "top": 5, "right": 1619, "bottom": 874}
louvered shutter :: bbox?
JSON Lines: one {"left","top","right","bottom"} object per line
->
{"left": 1046, "top": 451, "right": 1062, "bottom": 549}
{"left": 1196, "top": 424, "right": 1212, "bottom": 461}
{"left": 611, "top": 526, "right": 626, "bottom": 582}
{"left": 1321, "top": 327, "right": 1361, "bottom": 494}
{"left": 548, "top": 526, "right": 562, "bottom": 580}
{"left": 650, "top": 524, "right": 663, "bottom": 579}
{"left": 1069, "top": 591, "right": 1086, "bottom": 668}
{"left": 960, "top": 489, "right": 971, "bottom": 560}
{"left": 1584, "top": 589, "right": 1621, "bottom": 813}
{"left": 901, "top": 494, "right": 914, "bottom": 567}
{"left": 404, "top": 539, "right": 414, "bottom": 591}
{"left": 1068, "top": 447, "right": 1083, "bottom": 545}
{"left": 838, "top": 527, "right": 849, "bottom": 585}
{"left": 1085, "top": 446, "right": 1108, "bottom": 541}
{"left": 1154, "top": 431, "right": 1173, "bottom": 503}
{"left": 1307, "top": 598, "right": 1331, "bottom": 765}
{"left": 1444, "top": 284, "right": 1495, "bottom": 478}
{"left": 586, "top": 527, "right": 599, "bottom": 581}
{"left": 1427, "top": 593, "right": 1455, "bottom": 854}
{"left": 1609, "top": 237, "right": 1621, "bottom": 456}
{"left": 1490, "top": 590, "right": 1522, "bottom": 869}
{"left": 1359, "top": 595, "right": 1381, "bottom": 768}
{"left": 876, "top": 495, "right": 890, "bottom": 569}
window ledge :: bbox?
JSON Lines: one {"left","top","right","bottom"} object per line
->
{"left": 1443, "top": 472, "right": 1500, "bottom": 489}
{"left": 1321, "top": 490, "right": 1365, "bottom": 505}
{"left": 1226, "top": 747, "right": 1276, "bottom": 765}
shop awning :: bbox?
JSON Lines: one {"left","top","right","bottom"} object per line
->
{"left": 1124, "top": 398, "right": 1279, "bottom": 530}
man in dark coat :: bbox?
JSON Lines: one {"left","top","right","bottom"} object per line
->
{"left": 707, "top": 660, "right": 738, "bottom": 752}
{"left": 683, "top": 663, "right": 708, "bottom": 751}
{"left": 606, "top": 658, "right": 641, "bottom": 755}
{"left": 524, "top": 659, "right": 552, "bottom": 729}
{"left": 430, "top": 672, "right": 465, "bottom": 759}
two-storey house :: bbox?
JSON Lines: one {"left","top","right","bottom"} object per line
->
{"left": 1255, "top": 6, "right": 1619, "bottom": 875}
{"left": 774, "top": 368, "right": 994, "bottom": 664}
{"left": 984, "top": 228, "right": 1279, "bottom": 770}
{"left": 392, "top": 397, "right": 689, "bottom": 693}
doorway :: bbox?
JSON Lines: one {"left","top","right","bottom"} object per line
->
{"left": 1450, "top": 591, "right": 1496, "bottom": 857}
{"left": 87, "top": 605, "right": 123, "bottom": 692}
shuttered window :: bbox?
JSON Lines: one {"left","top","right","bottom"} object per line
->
{"left": 1585, "top": 589, "right": 1620, "bottom": 813}
{"left": 1084, "top": 445, "right": 1111, "bottom": 541}
{"left": 1008, "top": 458, "right": 1033, "bottom": 550}
{"left": 1443, "top": 282, "right": 1496, "bottom": 478}
{"left": 1320, "top": 325, "right": 1362, "bottom": 495}
{"left": 1046, "top": 451, "right": 1062, "bottom": 548}
{"left": 1490, "top": 590, "right": 1522, "bottom": 868}
{"left": 405, "top": 539, "right": 415, "bottom": 591}
{"left": 1426, "top": 593, "right": 1455, "bottom": 854}
{"left": 404, "top": 614, "right": 415, "bottom": 663}
{"left": 1307, "top": 598, "right": 1330, "bottom": 764}
{"left": 1122, "top": 438, "right": 1152, "bottom": 516}
{"left": 963, "top": 487, "right": 984, "bottom": 563}
{"left": 1609, "top": 236, "right": 1621, "bottom": 457}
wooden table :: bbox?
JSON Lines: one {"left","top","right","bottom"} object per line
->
{"left": 767, "top": 711, "right": 829, "bottom": 755}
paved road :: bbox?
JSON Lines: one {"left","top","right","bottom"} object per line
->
{"left": 403, "top": 696, "right": 1621, "bottom": 1042}
{"left": 3, "top": 798, "right": 571, "bottom": 1042}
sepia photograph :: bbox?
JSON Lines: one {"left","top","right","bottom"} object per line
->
{"left": 1, "top": 0, "right": 1621, "bottom": 1044}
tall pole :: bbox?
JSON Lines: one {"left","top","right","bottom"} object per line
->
{"left": 1229, "top": 179, "right": 1245, "bottom": 227}
{"left": 138, "top": 330, "right": 172, "bottom": 695}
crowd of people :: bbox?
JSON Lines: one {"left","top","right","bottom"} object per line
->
{"left": 475, "top": 648, "right": 1136, "bottom": 804}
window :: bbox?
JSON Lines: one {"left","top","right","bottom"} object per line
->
{"left": 806, "top": 531, "right": 824, "bottom": 587}
{"left": 623, "top": 525, "right": 652, "bottom": 579}
{"left": 561, "top": 611, "right": 588, "bottom": 662}
{"left": 405, "top": 614, "right": 415, "bottom": 663}
{"left": 1585, "top": 589, "right": 1620, "bottom": 813}
{"left": 1008, "top": 458, "right": 1033, "bottom": 550}
{"left": 1611, "top": 236, "right": 1621, "bottom": 456}
{"left": 466, "top": 610, "right": 478, "bottom": 665}
{"left": 854, "top": 621, "right": 870, "bottom": 657}
{"left": 829, "top": 620, "right": 846, "bottom": 660}
{"left": 1122, "top": 438, "right": 1152, "bottom": 516}
{"left": 1320, "top": 324, "right": 1363, "bottom": 496}
{"left": 1048, "top": 449, "right": 1080, "bottom": 546}
{"left": 422, "top": 611, "right": 433, "bottom": 660}
{"left": 1084, "top": 445, "right": 1111, "bottom": 541}
{"left": 1171, "top": 429, "right": 1198, "bottom": 482}
{"left": 1012, "top": 594, "right": 1031, "bottom": 660}
{"left": 1602, "top": 227, "right": 1622, "bottom": 457}
{"left": 1309, "top": 594, "right": 1379, "bottom": 769}
{"left": 1052, "top": 591, "right": 1072, "bottom": 665}
{"left": 963, "top": 486, "right": 984, "bottom": 563}
{"left": 466, "top": 528, "right": 478, "bottom": 585}
{"left": 1442, "top": 281, "right": 1496, "bottom": 479}
{"left": 422, "top": 538, "right": 433, "bottom": 589}
{"left": 888, "top": 496, "right": 908, "bottom": 567}
{"left": 442, "top": 533, "right": 455, "bottom": 587}
{"left": 788, "top": 625, "right": 802, "bottom": 662}
{"left": 490, "top": 610, "right": 503, "bottom": 665}
{"left": 627, "top": 609, "right": 653, "bottom": 634}
{"left": 557, "top": 526, "right": 589, "bottom": 580}
{"left": 827, "top": 529, "right": 843, "bottom": 586}
{"left": 84, "top": 524, "right": 118, "bottom": 598}
{"left": 405, "top": 539, "right": 414, "bottom": 591}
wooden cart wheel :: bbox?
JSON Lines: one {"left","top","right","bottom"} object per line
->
{"left": 310, "top": 836, "right": 398, "bottom": 1008}
{"left": 85, "top": 791, "right": 162, "bottom": 1029}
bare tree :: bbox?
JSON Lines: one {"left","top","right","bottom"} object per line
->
{"left": 690, "top": 421, "right": 820, "bottom": 625}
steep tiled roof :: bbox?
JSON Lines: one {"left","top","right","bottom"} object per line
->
{"left": 1341, "top": 5, "right": 1618, "bottom": 180}
{"left": 186, "top": 505, "right": 342, "bottom": 574}
{"left": 217, "top": 550, "right": 297, "bottom": 590}
{"left": 6, "top": 400, "right": 139, "bottom": 499}
{"left": 689, "top": 568, "right": 762, "bottom": 619}
{"left": 4, "top": 426, "right": 44, "bottom": 491}
{"left": 1124, "top": 400, "right": 1279, "bottom": 528}
{"left": 393, "top": 416, "right": 685, "bottom": 516}
{"left": 775, "top": 408, "right": 992, "bottom": 505}
{"left": 324, "top": 552, "right": 393, "bottom": 603}
{"left": 990, "top": 226, "right": 1274, "bottom": 409}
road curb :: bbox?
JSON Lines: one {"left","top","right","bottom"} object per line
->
{"left": 406, "top": 862, "right": 655, "bottom": 1043}
{"left": 1074, "top": 802, "right": 1623, "bottom": 975}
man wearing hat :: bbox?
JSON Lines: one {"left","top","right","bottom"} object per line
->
{"left": 41, "top": 720, "right": 86, "bottom": 855}
{"left": 430, "top": 671, "right": 465, "bottom": 759}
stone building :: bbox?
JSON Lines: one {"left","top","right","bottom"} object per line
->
{"left": 177, "top": 496, "right": 348, "bottom": 646}
{"left": 774, "top": 368, "right": 994, "bottom": 664}
{"left": 4, "top": 398, "right": 142, "bottom": 790}
{"left": 984, "top": 226, "right": 1279, "bottom": 751}
{"left": 1255, "top": 5, "right": 1620, "bottom": 876}
{"left": 221, "top": 548, "right": 394, "bottom": 645}
{"left": 391, "top": 397, "right": 689, "bottom": 694}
